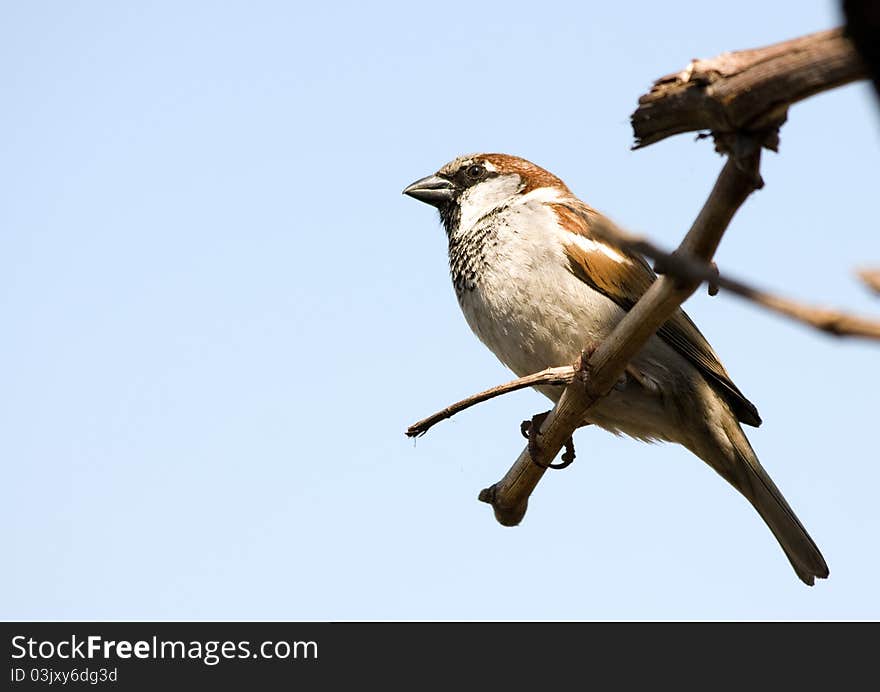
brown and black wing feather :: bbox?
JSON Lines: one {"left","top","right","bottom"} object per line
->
{"left": 555, "top": 202, "right": 761, "bottom": 427}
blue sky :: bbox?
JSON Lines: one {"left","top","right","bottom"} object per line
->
{"left": 2, "top": 1, "right": 878, "bottom": 620}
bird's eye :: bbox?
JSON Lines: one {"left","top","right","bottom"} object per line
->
{"left": 466, "top": 164, "right": 486, "bottom": 179}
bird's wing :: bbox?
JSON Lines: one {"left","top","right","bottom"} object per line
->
{"left": 551, "top": 201, "right": 761, "bottom": 427}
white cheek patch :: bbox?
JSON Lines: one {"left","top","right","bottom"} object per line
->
{"left": 567, "top": 230, "right": 627, "bottom": 263}
{"left": 458, "top": 174, "right": 522, "bottom": 230}
{"left": 518, "top": 186, "right": 564, "bottom": 205}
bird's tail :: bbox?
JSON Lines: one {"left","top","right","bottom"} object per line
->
{"left": 697, "top": 416, "right": 829, "bottom": 586}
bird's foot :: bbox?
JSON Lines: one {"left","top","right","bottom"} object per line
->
{"left": 520, "top": 411, "right": 576, "bottom": 470}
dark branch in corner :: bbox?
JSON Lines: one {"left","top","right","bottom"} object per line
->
{"left": 843, "top": 0, "right": 880, "bottom": 100}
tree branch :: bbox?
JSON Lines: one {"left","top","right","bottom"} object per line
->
{"left": 476, "top": 28, "right": 871, "bottom": 527}
{"left": 586, "top": 216, "right": 880, "bottom": 339}
{"left": 410, "top": 28, "right": 873, "bottom": 529}
{"left": 478, "top": 150, "right": 762, "bottom": 526}
{"left": 631, "top": 28, "right": 867, "bottom": 149}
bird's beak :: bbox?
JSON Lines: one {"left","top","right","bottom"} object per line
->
{"left": 402, "top": 174, "right": 456, "bottom": 207}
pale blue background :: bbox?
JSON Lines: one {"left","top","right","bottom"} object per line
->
{"left": 2, "top": 1, "right": 877, "bottom": 620}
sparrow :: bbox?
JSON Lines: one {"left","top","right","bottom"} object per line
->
{"left": 403, "top": 153, "right": 828, "bottom": 585}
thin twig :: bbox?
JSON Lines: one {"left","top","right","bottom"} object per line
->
{"left": 587, "top": 216, "right": 880, "bottom": 339}
{"left": 740, "top": 286, "right": 880, "bottom": 337}
{"left": 858, "top": 268, "right": 880, "bottom": 295}
{"left": 406, "top": 367, "right": 575, "bottom": 438}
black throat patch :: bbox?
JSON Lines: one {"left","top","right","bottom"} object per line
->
{"left": 445, "top": 212, "right": 503, "bottom": 298}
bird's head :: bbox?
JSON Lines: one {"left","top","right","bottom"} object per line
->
{"left": 403, "top": 153, "right": 571, "bottom": 234}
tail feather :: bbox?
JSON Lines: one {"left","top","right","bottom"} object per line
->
{"left": 705, "top": 417, "right": 829, "bottom": 586}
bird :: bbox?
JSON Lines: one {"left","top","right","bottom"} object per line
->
{"left": 403, "top": 152, "right": 828, "bottom": 585}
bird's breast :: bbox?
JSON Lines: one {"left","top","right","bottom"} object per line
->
{"left": 449, "top": 204, "right": 622, "bottom": 379}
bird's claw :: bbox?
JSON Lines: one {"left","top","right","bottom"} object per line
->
{"left": 520, "top": 411, "right": 576, "bottom": 470}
